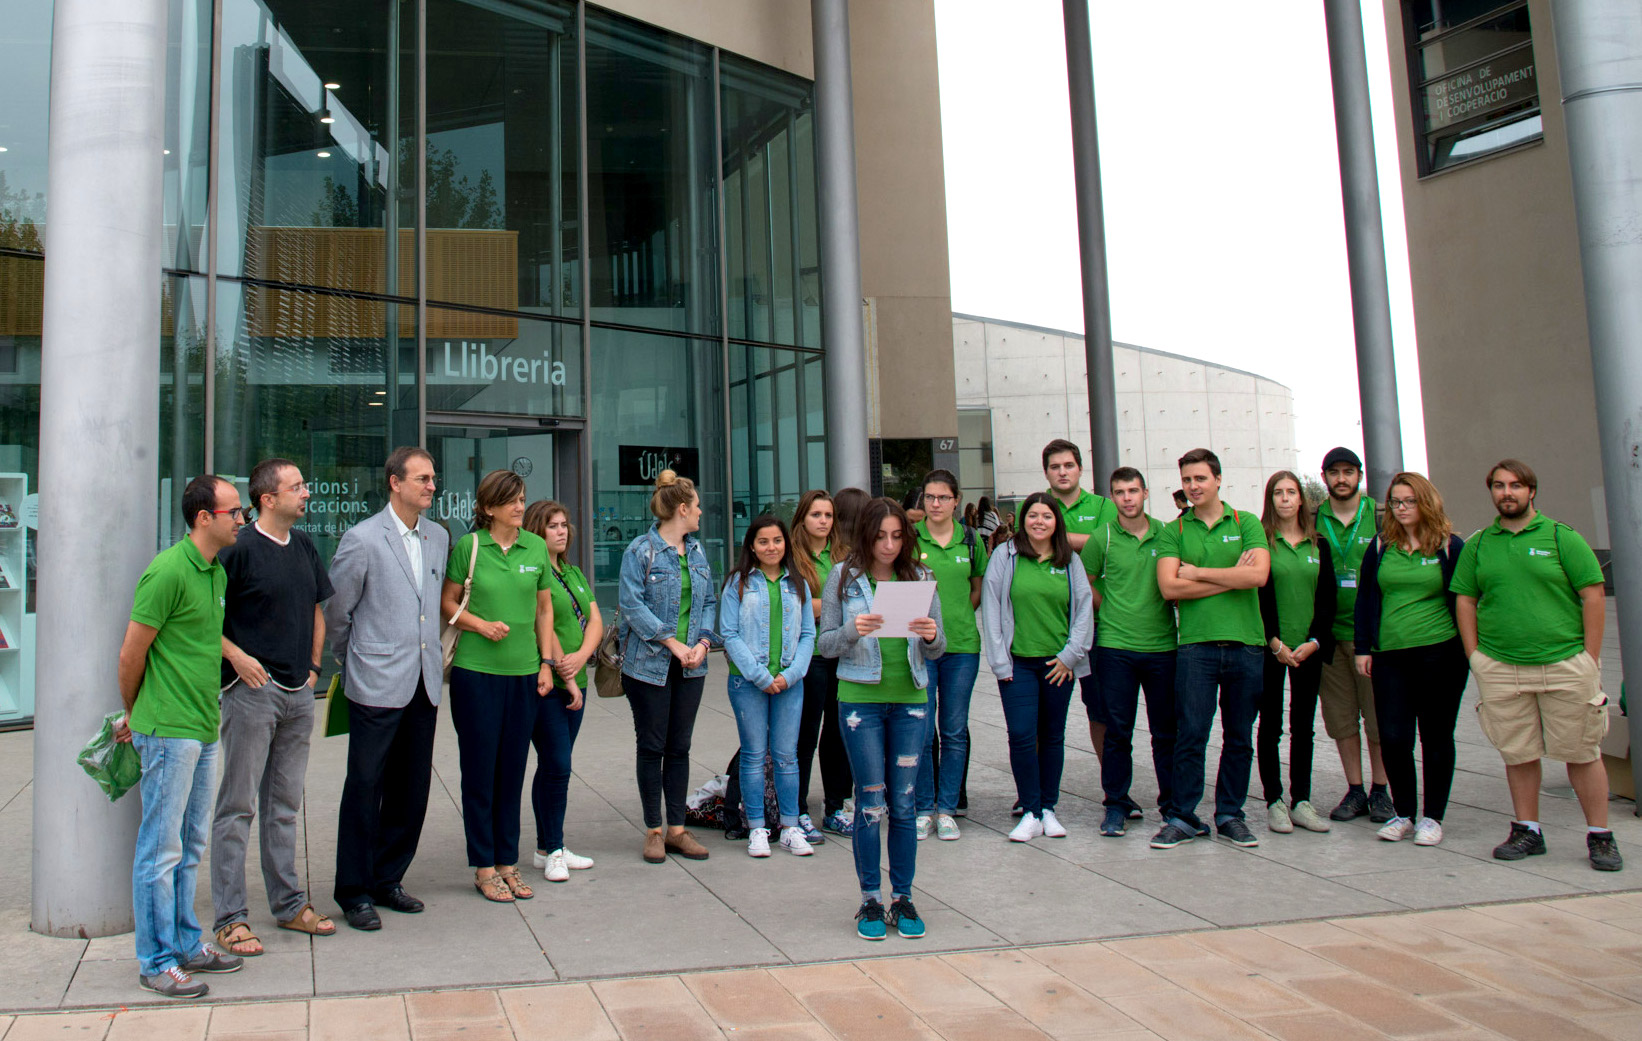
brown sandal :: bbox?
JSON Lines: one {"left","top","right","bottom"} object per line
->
{"left": 276, "top": 903, "right": 335, "bottom": 936}
{"left": 475, "top": 871, "right": 514, "bottom": 902}
{"left": 497, "top": 866, "right": 534, "bottom": 900}
{"left": 215, "top": 921, "right": 264, "bottom": 957}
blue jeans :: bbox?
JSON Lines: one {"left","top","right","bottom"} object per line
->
{"left": 727, "top": 674, "right": 805, "bottom": 829}
{"left": 997, "top": 656, "right": 1075, "bottom": 817}
{"left": 1078, "top": 621, "right": 1104, "bottom": 721}
{"left": 531, "top": 688, "right": 585, "bottom": 854}
{"left": 1169, "top": 642, "right": 1263, "bottom": 829}
{"left": 916, "top": 652, "right": 979, "bottom": 815}
{"left": 132, "top": 733, "right": 219, "bottom": 977}
{"left": 840, "top": 700, "right": 925, "bottom": 900}
{"left": 1096, "top": 647, "right": 1177, "bottom": 812}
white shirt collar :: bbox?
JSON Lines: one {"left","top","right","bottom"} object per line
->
{"left": 253, "top": 520, "right": 291, "bottom": 547}
{"left": 390, "top": 509, "right": 419, "bottom": 540}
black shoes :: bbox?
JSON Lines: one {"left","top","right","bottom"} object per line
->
{"left": 1492, "top": 823, "right": 1547, "bottom": 861}
{"left": 374, "top": 885, "right": 425, "bottom": 913}
{"left": 1329, "top": 788, "right": 1369, "bottom": 821}
{"left": 1367, "top": 787, "right": 1395, "bottom": 824}
{"left": 1217, "top": 818, "right": 1259, "bottom": 847}
{"left": 343, "top": 903, "right": 382, "bottom": 931}
{"left": 1150, "top": 821, "right": 1195, "bottom": 849}
{"left": 1589, "top": 830, "right": 1624, "bottom": 872}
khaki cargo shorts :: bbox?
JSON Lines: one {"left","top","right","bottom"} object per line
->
{"left": 1319, "top": 640, "right": 1379, "bottom": 742}
{"left": 1471, "top": 649, "right": 1607, "bottom": 766}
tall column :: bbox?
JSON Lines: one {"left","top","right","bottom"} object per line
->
{"left": 811, "top": 0, "right": 870, "bottom": 492}
{"left": 32, "top": 0, "right": 167, "bottom": 937}
{"left": 1549, "top": 0, "right": 1642, "bottom": 811}
{"left": 1323, "top": 0, "right": 1403, "bottom": 497}
{"left": 1062, "top": 0, "right": 1119, "bottom": 485}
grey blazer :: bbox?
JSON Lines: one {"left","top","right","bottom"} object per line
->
{"left": 324, "top": 506, "right": 449, "bottom": 708}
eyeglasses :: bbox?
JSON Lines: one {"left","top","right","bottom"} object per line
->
{"left": 212, "top": 506, "right": 248, "bottom": 521}
{"left": 923, "top": 494, "right": 956, "bottom": 505}
{"left": 1388, "top": 498, "right": 1418, "bottom": 510}
{"left": 288, "top": 481, "right": 309, "bottom": 493}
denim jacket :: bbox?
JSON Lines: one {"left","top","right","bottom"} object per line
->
{"left": 815, "top": 562, "right": 946, "bottom": 686}
{"left": 718, "top": 567, "right": 816, "bottom": 690}
{"left": 618, "top": 524, "right": 721, "bottom": 684}
{"left": 980, "top": 539, "right": 1094, "bottom": 682}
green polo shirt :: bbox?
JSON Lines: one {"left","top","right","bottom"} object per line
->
{"left": 838, "top": 576, "right": 926, "bottom": 704}
{"left": 810, "top": 546, "right": 833, "bottom": 598}
{"left": 1010, "top": 554, "right": 1072, "bottom": 658}
{"left": 1376, "top": 544, "right": 1457, "bottom": 651}
{"left": 1079, "top": 518, "right": 1175, "bottom": 653}
{"left": 127, "top": 538, "right": 228, "bottom": 743}
{"left": 1024, "top": 487, "right": 1117, "bottom": 541}
{"left": 1451, "top": 512, "right": 1603, "bottom": 665}
{"left": 676, "top": 554, "right": 692, "bottom": 643}
{"left": 1268, "top": 534, "right": 1323, "bottom": 649}
{"left": 727, "top": 574, "right": 783, "bottom": 678}
{"left": 914, "top": 520, "right": 987, "bottom": 654}
{"left": 1156, "top": 503, "right": 1268, "bottom": 646}
{"left": 1318, "top": 496, "right": 1377, "bottom": 640}
{"left": 546, "top": 562, "right": 594, "bottom": 689}
{"left": 447, "top": 529, "right": 552, "bottom": 676}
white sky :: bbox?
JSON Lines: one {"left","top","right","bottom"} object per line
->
{"left": 934, "top": 0, "right": 1428, "bottom": 475}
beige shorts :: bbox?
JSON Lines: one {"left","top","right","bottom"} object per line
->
{"left": 1472, "top": 649, "right": 1608, "bottom": 766}
{"left": 1319, "top": 640, "right": 1379, "bottom": 742}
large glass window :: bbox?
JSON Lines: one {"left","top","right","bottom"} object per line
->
{"left": 585, "top": 11, "right": 718, "bottom": 335}
{"left": 425, "top": 0, "right": 579, "bottom": 316}
{"left": 1405, "top": 0, "right": 1540, "bottom": 174}
{"left": 424, "top": 306, "right": 581, "bottom": 419}
{"left": 729, "top": 345, "right": 822, "bottom": 535}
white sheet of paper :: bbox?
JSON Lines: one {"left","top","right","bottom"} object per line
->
{"left": 867, "top": 580, "right": 938, "bottom": 639}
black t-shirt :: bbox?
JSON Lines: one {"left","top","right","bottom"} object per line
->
{"left": 218, "top": 523, "right": 335, "bottom": 688}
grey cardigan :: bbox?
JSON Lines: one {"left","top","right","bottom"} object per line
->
{"left": 815, "top": 561, "right": 946, "bottom": 685}
{"left": 979, "top": 539, "right": 1095, "bottom": 682}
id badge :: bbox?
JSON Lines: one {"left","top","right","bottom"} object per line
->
{"left": 1339, "top": 569, "right": 1358, "bottom": 589}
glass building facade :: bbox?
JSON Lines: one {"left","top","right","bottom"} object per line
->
{"left": 0, "top": 0, "right": 827, "bottom": 727}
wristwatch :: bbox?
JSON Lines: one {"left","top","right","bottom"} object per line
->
{"left": 540, "top": 657, "right": 555, "bottom": 667}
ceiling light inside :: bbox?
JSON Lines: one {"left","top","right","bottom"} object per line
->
{"left": 323, "top": 82, "right": 341, "bottom": 90}
{"left": 317, "top": 150, "right": 332, "bottom": 158}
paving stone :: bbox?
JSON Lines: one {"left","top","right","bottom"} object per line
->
{"left": 1186, "top": 929, "right": 1343, "bottom": 979}
{"left": 308, "top": 996, "right": 408, "bottom": 1041}
{"left": 798, "top": 984, "right": 941, "bottom": 1041}
{"left": 971, "top": 974, "right": 1143, "bottom": 1038}
{"left": 857, "top": 955, "right": 1003, "bottom": 1013}
{"left": 3, "top": 1011, "right": 113, "bottom": 1041}
{"left": 940, "top": 950, "right": 1055, "bottom": 981}
{"left": 1247, "top": 1010, "right": 1396, "bottom": 1041}
{"left": 1024, "top": 944, "right": 1175, "bottom": 997}
{"left": 1150, "top": 963, "right": 1313, "bottom": 1018}
{"left": 1105, "top": 990, "right": 1283, "bottom": 1041}
{"left": 105, "top": 1007, "right": 210, "bottom": 1041}
{"left": 1435, "top": 992, "right": 1614, "bottom": 1041}
{"left": 680, "top": 969, "right": 814, "bottom": 1028}
{"left": 404, "top": 989, "right": 513, "bottom": 1041}
{"left": 1306, "top": 942, "right": 1479, "bottom": 995}
{"left": 1289, "top": 976, "right": 1462, "bottom": 1036}
{"left": 496, "top": 984, "right": 616, "bottom": 1041}
{"left": 206, "top": 1001, "right": 309, "bottom": 1035}
{"left": 766, "top": 962, "right": 874, "bottom": 998}
{"left": 919, "top": 1006, "right": 1054, "bottom": 1040}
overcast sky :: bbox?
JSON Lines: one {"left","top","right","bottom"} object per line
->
{"left": 934, "top": 0, "right": 1428, "bottom": 476}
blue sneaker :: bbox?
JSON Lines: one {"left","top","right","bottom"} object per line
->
{"left": 888, "top": 896, "right": 925, "bottom": 938}
{"left": 822, "top": 810, "right": 854, "bottom": 836}
{"left": 855, "top": 898, "right": 887, "bottom": 940}
{"left": 1100, "top": 806, "right": 1127, "bottom": 837}
{"left": 797, "top": 813, "right": 825, "bottom": 844}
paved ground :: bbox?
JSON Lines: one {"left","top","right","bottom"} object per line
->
{"left": 0, "top": 604, "right": 1635, "bottom": 1023}
{"left": 6, "top": 894, "right": 1642, "bottom": 1039}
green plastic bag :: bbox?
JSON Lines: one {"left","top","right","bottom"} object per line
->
{"left": 77, "top": 710, "right": 142, "bottom": 801}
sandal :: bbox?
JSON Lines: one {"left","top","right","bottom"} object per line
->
{"left": 497, "top": 866, "right": 534, "bottom": 900}
{"left": 214, "top": 921, "right": 264, "bottom": 957}
{"left": 276, "top": 903, "right": 335, "bottom": 936}
{"left": 475, "top": 871, "right": 514, "bottom": 903}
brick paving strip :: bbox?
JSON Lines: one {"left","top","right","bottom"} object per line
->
{"left": 10, "top": 892, "right": 1642, "bottom": 1040}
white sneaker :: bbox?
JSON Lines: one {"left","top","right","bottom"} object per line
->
{"left": 543, "top": 849, "right": 570, "bottom": 882}
{"left": 1267, "top": 801, "right": 1294, "bottom": 833}
{"left": 1289, "top": 801, "right": 1332, "bottom": 833}
{"left": 1413, "top": 817, "right": 1444, "bottom": 846}
{"left": 1040, "top": 809, "right": 1068, "bottom": 838}
{"left": 935, "top": 814, "right": 961, "bottom": 840}
{"left": 780, "top": 826, "right": 815, "bottom": 856}
{"left": 535, "top": 848, "right": 595, "bottom": 873}
{"left": 915, "top": 815, "right": 933, "bottom": 841}
{"left": 748, "top": 827, "right": 772, "bottom": 857}
{"left": 1009, "top": 813, "right": 1043, "bottom": 842}
{"left": 1377, "top": 816, "right": 1415, "bottom": 842}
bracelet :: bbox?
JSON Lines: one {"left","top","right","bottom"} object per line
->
{"left": 540, "top": 657, "right": 555, "bottom": 667}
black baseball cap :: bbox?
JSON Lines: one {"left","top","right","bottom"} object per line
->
{"left": 1322, "top": 447, "right": 1362, "bottom": 472}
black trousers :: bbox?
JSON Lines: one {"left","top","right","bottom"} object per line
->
{"left": 1258, "top": 652, "right": 1323, "bottom": 806}
{"left": 624, "top": 659, "right": 706, "bottom": 829}
{"left": 1372, "top": 637, "right": 1468, "bottom": 821}
{"left": 795, "top": 655, "right": 854, "bottom": 817}
{"left": 334, "top": 680, "right": 438, "bottom": 910}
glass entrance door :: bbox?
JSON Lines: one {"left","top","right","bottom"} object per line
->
{"left": 426, "top": 417, "right": 580, "bottom": 544}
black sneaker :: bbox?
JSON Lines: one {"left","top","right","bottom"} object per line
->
{"left": 855, "top": 898, "right": 888, "bottom": 940}
{"left": 888, "top": 896, "right": 926, "bottom": 938}
{"left": 1217, "top": 818, "right": 1259, "bottom": 847}
{"left": 1493, "top": 822, "right": 1547, "bottom": 861}
{"left": 1367, "top": 787, "right": 1395, "bottom": 824}
{"left": 1329, "top": 788, "right": 1369, "bottom": 821}
{"left": 1589, "top": 830, "right": 1624, "bottom": 872}
{"left": 1150, "top": 821, "right": 1195, "bottom": 849}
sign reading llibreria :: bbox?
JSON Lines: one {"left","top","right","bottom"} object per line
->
{"left": 619, "top": 445, "right": 701, "bottom": 486}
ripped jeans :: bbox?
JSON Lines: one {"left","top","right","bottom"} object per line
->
{"left": 838, "top": 699, "right": 926, "bottom": 901}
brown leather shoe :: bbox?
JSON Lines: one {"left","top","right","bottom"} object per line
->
{"left": 643, "top": 828, "right": 666, "bottom": 864}
{"left": 664, "top": 828, "right": 710, "bottom": 861}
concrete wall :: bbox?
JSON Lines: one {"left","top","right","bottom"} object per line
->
{"left": 955, "top": 315, "right": 1298, "bottom": 512}
{"left": 1381, "top": 0, "right": 1606, "bottom": 545}
{"left": 605, "top": 0, "right": 814, "bottom": 78}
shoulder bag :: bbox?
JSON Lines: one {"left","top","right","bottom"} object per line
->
{"left": 440, "top": 533, "right": 479, "bottom": 679}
